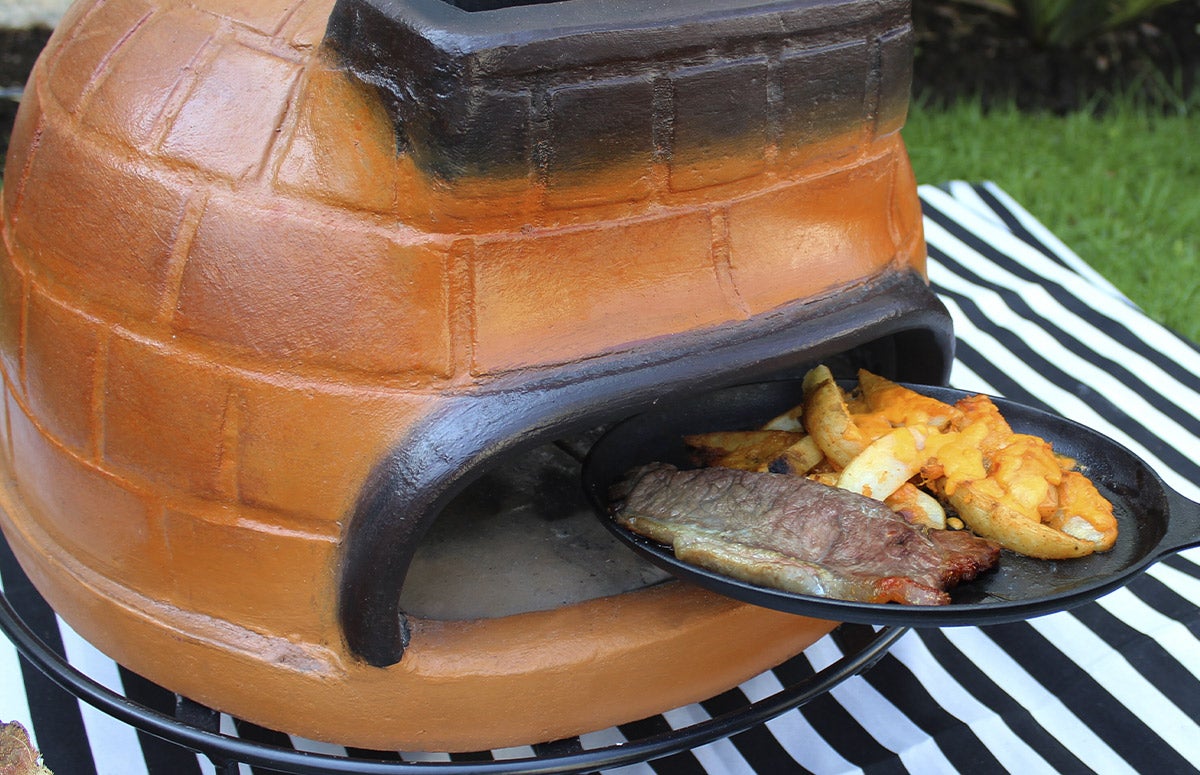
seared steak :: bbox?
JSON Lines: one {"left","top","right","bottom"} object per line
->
{"left": 612, "top": 463, "right": 1000, "bottom": 605}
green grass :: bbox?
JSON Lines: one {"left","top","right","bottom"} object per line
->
{"left": 904, "top": 94, "right": 1200, "bottom": 344}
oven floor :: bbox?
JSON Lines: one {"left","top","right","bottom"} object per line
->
{"left": 397, "top": 434, "right": 671, "bottom": 620}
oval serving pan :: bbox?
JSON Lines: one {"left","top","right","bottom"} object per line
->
{"left": 581, "top": 379, "right": 1200, "bottom": 626}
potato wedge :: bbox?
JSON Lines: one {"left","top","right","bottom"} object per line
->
{"left": 836, "top": 426, "right": 927, "bottom": 500}
{"left": 1045, "top": 471, "right": 1118, "bottom": 552}
{"left": 885, "top": 482, "right": 947, "bottom": 529}
{"left": 770, "top": 435, "right": 824, "bottom": 476}
{"left": 857, "top": 369, "right": 962, "bottom": 430}
{"left": 948, "top": 480, "right": 1098, "bottom": 559}
{"left": 684, "top": 430, "right": 806, "bottom": 472}
{"left": 761, "top": 403, "right": 805, "bottom": 432}
{"left": 953, "top": 394, "right": 1015, "bottom": 453}
{"left": 802, "top": 366, "right": 866, "bottom": 468}
{"left": 807, "top": 471, "right": 840, "bottom": 487}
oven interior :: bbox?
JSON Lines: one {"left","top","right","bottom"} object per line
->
{"left": 398, "top": 331, "right": 950, "bottom": 621}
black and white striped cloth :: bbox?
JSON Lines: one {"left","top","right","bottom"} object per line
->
{"left": 3, "top": 182, "right": 1199, "bottom": 774}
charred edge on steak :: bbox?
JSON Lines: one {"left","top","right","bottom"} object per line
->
{"left": 610, "top": 463, "right": 1000, "bottom": 605}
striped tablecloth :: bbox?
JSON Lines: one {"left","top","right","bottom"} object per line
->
{"left": 4, "top": 182, "right": 1199, "bottom": 774}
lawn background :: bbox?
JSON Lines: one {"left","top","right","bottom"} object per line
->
{"left": 903, "top": 95, "right": 1198, "bottom": 344}
{"left": 906, "top": 0, "right": 1198, "bottom": 344}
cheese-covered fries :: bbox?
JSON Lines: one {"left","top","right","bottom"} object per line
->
{"left": 683, "top": 366, "right": 1117, "bottom": 559}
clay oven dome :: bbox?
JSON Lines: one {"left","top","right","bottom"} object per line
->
{"left": 0, "top": 0, "right": 952, "bottom": 751}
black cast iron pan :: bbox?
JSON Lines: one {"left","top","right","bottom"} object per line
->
{"left": 581, "top": 379, "right": 1200, "bottom": 626}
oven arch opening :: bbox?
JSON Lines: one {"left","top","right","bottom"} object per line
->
{"left": 337, "top": 270, "right": 954, "bottom": 667}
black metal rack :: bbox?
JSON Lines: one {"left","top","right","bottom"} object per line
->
{"left": 0, "top": 586, "right": 905, "bottom": 774}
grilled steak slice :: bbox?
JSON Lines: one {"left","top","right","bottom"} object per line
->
{"left": 611, "top": 463, "right": 1000, "bottom": 605}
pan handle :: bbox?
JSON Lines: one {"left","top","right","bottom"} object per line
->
{"left": 1155, "top": 486, "right": 1200, "bottom": 559}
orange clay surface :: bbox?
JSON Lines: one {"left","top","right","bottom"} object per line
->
{"left": 1, "top": 0, "right": 923, "bottom": 750}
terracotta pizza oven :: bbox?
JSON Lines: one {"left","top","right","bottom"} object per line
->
{"left": 0, "top": 0, "right": 953, "bottom": 753}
